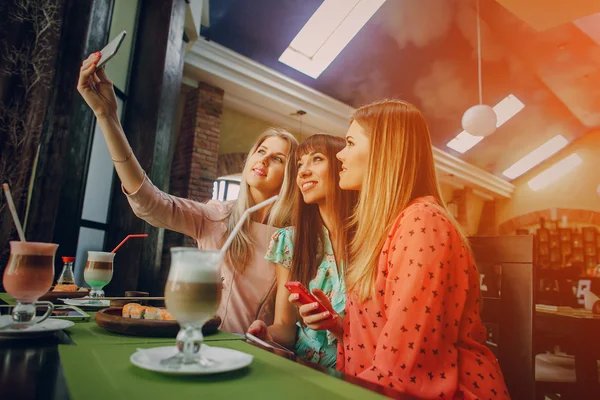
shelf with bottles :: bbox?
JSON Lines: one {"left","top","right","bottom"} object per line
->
{"left": 550, "top": 248, "right": 562, "bottom": 263}
{"left": 585, "top": 243, "right": 597, "bottom": 257}
{"left": 573, "top": 232, "right": 584, "bottom": 248}
{"left": 572, "top": 248, "right": 585, "bottom": 263}
{"left": 583, "top": 227, "right": 597, "bottom": 243}
{"left": 549, "top": 234, "right": 560, "bottom": 249}
{"left": 537, "top": 227, "right": 550, "bottom": 243}
{"left": 585, "top": 255, "right": 598, "bottom": 270}
{"left": 559, "top": 228, "right": 572, "bottom": 242}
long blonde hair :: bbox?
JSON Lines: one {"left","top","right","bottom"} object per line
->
{"left": 224, "top": 128, "right": 299, "bottom": 272}
{"left": 346, "top": 99, "right": 470, "bottom": 301}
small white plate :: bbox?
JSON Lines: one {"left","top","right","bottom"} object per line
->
{"left": 60, "top": 298, "right": 110, "bottom": 309}
{"left": 130, "top": 345, "right": 253, "bottom": 375}
{"left": 0, "top": 316, "right": 74, "bottom": 339}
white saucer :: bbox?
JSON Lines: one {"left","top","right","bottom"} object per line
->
{"left": 0, "top": 316, "right": 74, "bottom": 339}
{"left": 60, "top": 298, "right": 110, "bottom": 309}
{"left": 130, "top": 345, "right": 253, "bottom": 375}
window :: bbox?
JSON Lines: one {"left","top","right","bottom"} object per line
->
{"left": 74, "top": 0, "right": 139, "bottom": 285}
{"left": 212, "top": 174, "right": 242, "bottom": 201}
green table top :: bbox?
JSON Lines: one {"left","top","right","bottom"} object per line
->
{"left": 0, "top": 292, "right": 15, "bottom": 305}
{"left": 59, "top": 340, "right": 387, "bottom": 400}
{"left": 66, "top": 316, "right": 242, "bottom": 346}
{"left": 2, "top": 291, "right": 387, "bottom": 399}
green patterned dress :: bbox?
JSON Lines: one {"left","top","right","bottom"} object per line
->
{"left": 265, "top": 226, "right": 345, "bottom": 368}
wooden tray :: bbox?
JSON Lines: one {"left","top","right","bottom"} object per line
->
{"left": 40, "top": 288, "right": 89, "bottom": 302}
{"left": 94, "top": 308, "right": 221, "bottom": 337}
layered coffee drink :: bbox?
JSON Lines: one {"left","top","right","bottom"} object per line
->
{"left": 84, "top": 251, "right": 114, "bottom": 297}
{"left": 165, "top": 248, "right": 221, "bottom": 324}
{"left": 3, "top": 242, "right": 57, "bottom": 302}
{"left": 3, "top": 241, "right": 57, "bottom": 325}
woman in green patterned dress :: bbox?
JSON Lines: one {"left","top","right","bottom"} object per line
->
{"left": 248, "top": 134, "right": 357, "bottom": 367}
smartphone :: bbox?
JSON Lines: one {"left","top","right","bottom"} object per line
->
{"left": 284, "top": 281, "right": 328, "bottom": 313}
{"left": 245, "top": 332, "right": 294, "bottom": 355}
{"left": 97, "top": 30, "right": 127, "bottom": 69}
{"left": 49, "top": 305, "right": 90, "bottom": 321}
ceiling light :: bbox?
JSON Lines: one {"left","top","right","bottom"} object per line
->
{"left": 279, "top": 0, "right": 386, "bottom": 78}
{"left": 502, "top": 135, "right": 569, "bottom": 180}
{"left": 528, "top": 153, "right": 582, "bottom": 191}
{"left": 447, "top": 94, "right": 525, "bottom": 153}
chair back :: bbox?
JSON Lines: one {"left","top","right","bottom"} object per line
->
{"left": 469, "top": 235, "right": 535, "bottom": 400}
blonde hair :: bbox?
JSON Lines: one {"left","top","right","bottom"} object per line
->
{"left": 224, "top": 128, "right": 299, "bottom": 272}
{"left": 346, "top": 99, "right": 470, "bottom": 302}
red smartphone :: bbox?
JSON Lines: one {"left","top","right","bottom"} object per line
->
{"left": 284, "top": 281, "right": 328, "bottom": 313}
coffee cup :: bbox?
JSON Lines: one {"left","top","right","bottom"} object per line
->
{"left": 2, "top": 242, "right": 58, "bottom": 327}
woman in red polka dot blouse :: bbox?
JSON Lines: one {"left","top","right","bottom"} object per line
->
{"left": 294, "top": 100, "right": 510, "bottom": 399}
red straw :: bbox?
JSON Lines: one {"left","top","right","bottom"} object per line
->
{"left": 111, "top": 234, "right": 148, "bottom": 253}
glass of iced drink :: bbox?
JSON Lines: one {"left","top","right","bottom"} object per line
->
{"left": 2, "top": 242, "right": 57, "bottom": 327}
{"left": 83, "top": 251, "right": 114, "bottom": 298}
{"left": 161, "top": 248, "right": 221, "bottom": 369}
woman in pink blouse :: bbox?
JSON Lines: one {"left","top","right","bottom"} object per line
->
{"left": 77, "top": 53, "right": 299, "bottom": 333}
{"left": 296, "top": 100, "right": 510, "bottom": 399}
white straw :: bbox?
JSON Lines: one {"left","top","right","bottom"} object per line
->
{"left": 2, "top": 183, "right": 26, "bottom": 242}
{"left": 217, "top": 195, "right": 279, "bottom": 264}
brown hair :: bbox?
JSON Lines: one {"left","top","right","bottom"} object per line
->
{"left": 289, "top": 134, "right": 358, "bottom": 288}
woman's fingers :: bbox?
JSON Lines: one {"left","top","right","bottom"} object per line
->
{"left": 95, "top": 65, "right": 112, "bottom": 85}
{"left": 77, "top": 54, "right": 100, "bottom": 89}
{"left": 80, "top": 53, "right": 100, "bottom": 71}
{"left": 297, "top": 302, "right": 324, "bottom": 318}
{"left": 311, "top": 288, "right": 335, "bottom": 314}
{"left": 247, "top": 322, "right": 265, "bottom": 337}
{"left": 78, "top": 63, "right": 98, "bottom": 90}
{"left": 303, "top": 310, "right": 333, "bottom": 325}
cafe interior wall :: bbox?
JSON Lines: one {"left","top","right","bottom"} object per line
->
{"left": 496, "top": 128, "right": 600, "bottom": 231}
{"left": 218, "top": 107, "right": 303, "bottom": 156}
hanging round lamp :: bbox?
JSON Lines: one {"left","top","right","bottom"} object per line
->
{"left": 461, "top": 0, "right": 497, "bottom": 137}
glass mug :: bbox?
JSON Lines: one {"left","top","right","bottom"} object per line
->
{"left": 2, "top": 242, "right": 57, "bottom": 327}
{"left": 161, "top": 248, "right": 222, "bottom": 369}
{"left": 83, "top": 251, "right": 115, "bottom": 298}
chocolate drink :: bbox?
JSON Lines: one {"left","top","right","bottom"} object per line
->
{"left": 165, "top": 280, "right": 221, "bottom": 324}
{"left": 3, "top": 242, "right": 56, "bottom": 302}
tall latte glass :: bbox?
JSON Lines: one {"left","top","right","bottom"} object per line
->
{"left": 2, "top": 242, "right": 57, "bottom": 327}
{"left": 162, "top": 248, "right": 221, "bottom": 369}
{"left": 84, "top": 251, "right": 114, "bottom": 298}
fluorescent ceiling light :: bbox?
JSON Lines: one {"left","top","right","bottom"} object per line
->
{"left": 446, "top": 94, "right": 525, "bottom": 153}
{"left": 527, "top": 153, "right": 582, "bottom": 191}
{"left": 502, "top": 135, "right": 569, "bottom": 180}
{"left": 279, "top": 0, "right": 386, "bottom": 78}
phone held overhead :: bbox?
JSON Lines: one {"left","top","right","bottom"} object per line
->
{"left": 96, "top": 30, "right": 126, "bottom": 69}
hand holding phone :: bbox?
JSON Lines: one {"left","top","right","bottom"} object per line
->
{"left": 97, "top": 30, "right": 126, "bottom": 69}
{"left": 245, "top": 332, "right": 294, "bottom": 355}
{"left": 286, "top": 282, "right": 343, "bottom": 338}
{"left": 284, "top": 281, "right": 328, "bottom": 313}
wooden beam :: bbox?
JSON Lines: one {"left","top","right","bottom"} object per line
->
{"left": 494, "top": 0, "right": 600, "bottom": 31}
{"left": 105, "top": 0, "right": 186, "bottom": 296}
{"left": 26, "top": 0, "right": 112, "bottom": 278}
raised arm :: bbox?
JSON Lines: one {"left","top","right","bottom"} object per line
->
{"left": 77, "top": 53, "right": 222, "bottom": 240}
{"left": 77, "top": 52, "right": 144, "bottom": 193}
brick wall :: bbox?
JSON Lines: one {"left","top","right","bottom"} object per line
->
{"left": 159, "top": 82, "right": 224, "bottom": 286}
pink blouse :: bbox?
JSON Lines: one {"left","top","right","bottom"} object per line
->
{"left": 125, "top": 175, "right": 277, "bottom": 333}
